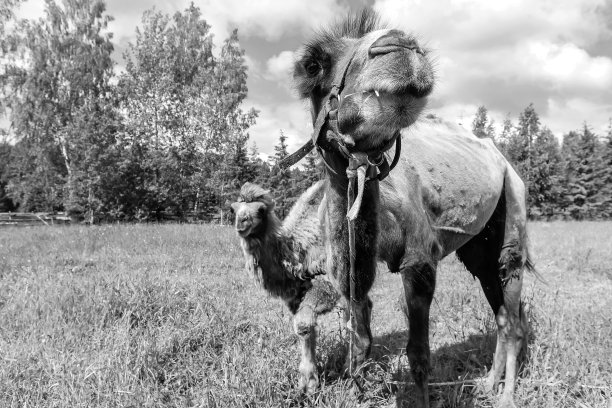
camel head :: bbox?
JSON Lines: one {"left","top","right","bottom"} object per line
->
{"left": 293, "top": 9, "right": 434, "bottom": 155}
{"left": 231, "top": 183, "right": 275, "bottom": 238}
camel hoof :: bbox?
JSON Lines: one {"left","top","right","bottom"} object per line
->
{"left": 298, "top": 373, "right": 319, "bottom": 394}
{"left": 474, "top": 375, "right": 497, "bottom": 395}
{"left": 497, "top": 394, "right": 518, "bottom": 408}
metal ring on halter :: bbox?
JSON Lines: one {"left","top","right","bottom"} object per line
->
{"left": 367, "top": 153, "right": 384, "bottom": 167}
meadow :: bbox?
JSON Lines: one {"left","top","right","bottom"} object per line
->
{"left": 0, "top": 222, "right": 610, "bottom": 407}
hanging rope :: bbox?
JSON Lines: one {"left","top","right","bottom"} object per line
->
{"left": 345, "top": 153, "right": 369, "bottom": 375}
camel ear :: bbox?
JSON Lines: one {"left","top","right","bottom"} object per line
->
{"left": 255, "top": 202, "right": 267, "bottom": 214}
{"left": 230, "top": 202, "right": 240, "bottom": 213}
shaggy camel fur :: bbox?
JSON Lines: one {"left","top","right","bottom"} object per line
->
{"left": 287, "top": 10, "right": 534, "bottom": 408}
{"left": 231, "top": 182, "right": 340, "bottom": 391}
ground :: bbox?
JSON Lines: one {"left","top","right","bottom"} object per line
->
{"left": 0, "top": 222, "right": 610, "bottom": 408}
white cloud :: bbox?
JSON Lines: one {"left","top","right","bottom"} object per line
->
{"left": 243, "top": 54, "right": 264, "bottom": 80}
{"left": 545, "top": 97, "right": 612, "bottom": 137}
{"left": 245, "top": 99, "right": 312, "bottom": 156}
{"left": 527, "top": 41, "right": 612, "bottom": 90}
{"left": 200, "top": 0, "right": 348, "bottom": 41}
{"left": 263, "top": 50, "right": 295, "bottom": 92}
{"left": 265, "top": 51, "right": 294, "bottom": 81}
{"left": 373, "top": 0, "right": 612, "bottom": 130}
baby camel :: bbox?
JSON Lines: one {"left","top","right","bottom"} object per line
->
{"left": 231, "top": 181, "right": 339, "bottom": 391}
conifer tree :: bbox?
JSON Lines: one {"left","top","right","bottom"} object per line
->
{"left": 597, "top": 120, "right": 612, "bottom": 217}
{"left": 529, "top": 127, "right": 562, "bottom": 217}
{"left": 561, "top": 124, "right": 602, "bottom": 219}
{"left": 269, "top": 130, "right": 293, "bottom": 218}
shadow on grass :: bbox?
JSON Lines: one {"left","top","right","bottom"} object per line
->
{"left": 379, "top": 329, "right": 496, "bottom": 408}
{"left": 318, "top": 329, "right": 500, "bottom": 407}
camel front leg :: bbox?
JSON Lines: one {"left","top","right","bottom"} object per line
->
{"left": 294, "top": 305, "right": 318, "bottom": 393}
{"left": 345, "top": 296, "right": 373, "bottom": 373}
{"left": 293, "top": 279, "right": 340, "bottom": 393}
{"left": 401, "top": 263, "right": 436, "bottom": 408}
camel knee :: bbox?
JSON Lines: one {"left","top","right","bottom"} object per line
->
{"left": 294, "top": 306, "right": 317, "bottom": 337}
{"left": 499, "top": 241, "right": 526, "bottom": 288}
{"left": 303, "top": 279, "right": 341, "bottom": 315}
{"left": 496, "top": 304, "right": 526, "bottom": 347}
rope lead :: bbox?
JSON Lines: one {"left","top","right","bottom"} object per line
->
{"left": 345, "top": 153, "right": 369, "bottom": 375}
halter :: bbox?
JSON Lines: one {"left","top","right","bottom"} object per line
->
{"left": 278, "top": 50, "right": 403, "bottom": 378}
{"left": 278, "top": 52, "right": 401, "bottom": 183}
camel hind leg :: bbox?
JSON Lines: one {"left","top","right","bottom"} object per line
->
{"left": 400, "top": 261, "right": 437, "bottom": 408}
{"left": 456, "top": 167, "right": 529, "bottom": 408}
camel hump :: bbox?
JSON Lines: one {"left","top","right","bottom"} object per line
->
{"left": 282, "top": 180, "right": 326, "bottom": 249}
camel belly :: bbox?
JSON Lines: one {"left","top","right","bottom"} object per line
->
{"left": 379, "top": 118, "right": 507, "bottom": 263}
{"left": 402, "top": 119, "right": 506, "bottom": 236}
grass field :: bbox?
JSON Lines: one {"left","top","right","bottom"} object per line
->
{"left": 1, "top": 222, "right": 611, "bottom": 407}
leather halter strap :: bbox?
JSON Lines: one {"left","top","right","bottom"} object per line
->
{"left": 278, "top": 50, "right": 400, "bottom": 182}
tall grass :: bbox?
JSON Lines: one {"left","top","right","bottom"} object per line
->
{"left": 0, "top": 222, "right": 610, "bottom": 407}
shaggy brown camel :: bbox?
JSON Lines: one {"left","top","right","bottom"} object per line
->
{"left": 231, "top": 182, "right": 340, "bottom": 391}
{"left": 285, "top": 9, "right": 534, "bottom": 408}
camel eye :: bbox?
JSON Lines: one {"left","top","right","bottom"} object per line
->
{"left": 304, "top": 60, "right": 321, "bottom": 76}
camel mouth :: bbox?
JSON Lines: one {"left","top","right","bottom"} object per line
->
{"left": 236, "top": 227, "right": 251, "bottom": 236}
{"left": 363, "top": 82, "right": 432, "bottom": 100}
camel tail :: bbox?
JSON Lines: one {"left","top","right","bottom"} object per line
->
{"left": 502, "top": 163, "right": 547, "bottom": 286}
{"left": 525, "top": 252, "right": 547, "bottom": 285}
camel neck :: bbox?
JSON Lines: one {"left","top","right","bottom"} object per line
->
{"left": 323, "top": 161, "right": 380, "bottom": 301}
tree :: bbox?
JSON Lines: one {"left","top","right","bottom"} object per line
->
{"left": 503, "top": 104, "right": 541, "bottom": 215}
{"left": 274, "top": 129, "right": 289, "bottom": 162}
{"left": 1, "top": 0, "right": 118, "bottom": 220}
{"left": 596, "top": 119, "right": 612, "bottom": 217}
{"left": 268, "top": 130, "right": 293, "bottom": 218}
{"left": 561, "top": 124, "right": 602, "bottom": 219}
{"left": 529, "top": 127, "right": 562, "bottom": 218}
{"left": 495, "top": 115, "right": 514, "bottom": 156}
{"left": 119, "top": 4, "right": 257, "bottom": 219}
{"left": 472, "top": 106, "right": 491, "bottom": 139}
{"left": 0, "top": 139, "right": 16, "bottom": 211}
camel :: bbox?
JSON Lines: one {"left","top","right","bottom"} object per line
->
{"left": 285, "top": 9, "right": 535, "bottom": 408}
{"left": 230, "top": 181, "right": 340, "bottom": 391}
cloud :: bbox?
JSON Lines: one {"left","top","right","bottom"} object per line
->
{"left": 527, "top": 41, "right": 612, "bottom": 91}
{"left": 373, "top": 0, "right": 612, "bottom": 131}
{"left": 200, "top": 0, "right": 348, "bottom": 41}
{"left": 263, "top": 50, "right": 295, "bottom": 92}
{"left": 243, "top": 54, "right": 264, "bottom": 80}
{"left": 245, "top": 99, "right": 312, "bottom": 157}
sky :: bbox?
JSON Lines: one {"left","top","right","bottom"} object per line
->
{"left": 13, "top": 0, "right": 612, "bottom": 157}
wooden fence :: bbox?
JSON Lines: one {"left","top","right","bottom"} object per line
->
{"left": 0, "top": 212, "right": 71, "bottom": 227}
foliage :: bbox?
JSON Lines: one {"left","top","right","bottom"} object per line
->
{"left": 560, "top": 124, "right": 604, "bottom": 219}
{"left": 117, "top": 5, "right": 257, "bottom": 221}
{"left": 0, "top": 140, "right": 16, "bottom": 211}
{"left": 490, "top": 103, "right": 611, "bottom": 220}
{"left": 1, "top": 0, "right": 118, "bottom": 220}
{"left": 0, "top": 3, "right": 611, "bottom": 221}
{"left": 471, "top": 105, "right": 496, "bottom": 139}
{"left": 596, "top": 121, "right": 612, "bottom": 217}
